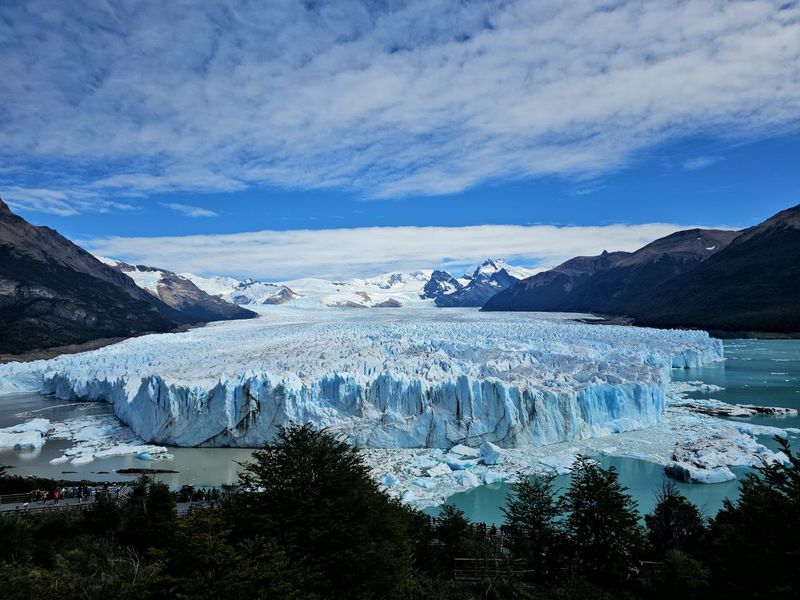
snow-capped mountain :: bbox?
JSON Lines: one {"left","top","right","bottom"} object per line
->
{"left": 432, "top": 259, "right": 537, "bottom": 307}
{"left": 182, "top": 260, "right": 534, "bottom": 309}
{"left": 100, "top": 259, "right": 256, "bottom": 322}
{"left": 180, "top": 274, "right": 298, "bottom": 305}
{"left": 186, "top": 270, "right": 434, "bottom": 309}
{"left": 421, "top": 270, "right": 463, "bottom": 299}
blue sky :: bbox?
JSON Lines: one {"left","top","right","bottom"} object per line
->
{"left": 1, "top": 1, "right": 799, "bottom": 279}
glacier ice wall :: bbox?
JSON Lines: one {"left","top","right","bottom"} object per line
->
{"left": 0, "top": 308, "right": 723, "bottom": 449}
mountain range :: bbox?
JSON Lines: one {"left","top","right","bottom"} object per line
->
{"left": 185, "top": 259, "right": 535, "bottom": 309}
{"left": 0, "top": 199, "right": 254, "bottom": 356}
{"left": 4, "top": 195, "right": 798, "bottom": 355}
{"left": 485, "top": 204, "right": 800, "bottom": 335}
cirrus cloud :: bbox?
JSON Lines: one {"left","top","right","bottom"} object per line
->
{"left": 0, "top": 1, "right": 798, "bottom": 213}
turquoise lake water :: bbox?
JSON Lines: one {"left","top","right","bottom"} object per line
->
{"left": 427, "top": 339, "right": 800, "bottom": 525}
{"left": 2, "top": 339, "right": 799, "bottom": 511}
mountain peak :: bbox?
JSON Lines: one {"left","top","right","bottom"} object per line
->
{"left": 757, "top": 202, "right": 800, "bottom": 230}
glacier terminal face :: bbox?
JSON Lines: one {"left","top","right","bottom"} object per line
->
{"left": 0, "top": 308, "right": 723, "bottom": 449}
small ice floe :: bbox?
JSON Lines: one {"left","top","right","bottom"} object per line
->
{"left": 482, "top": 471, "right": 510, "bottom": 485}
{"left": 426, "top": 463, "right": 452, "bottom": 477}
{"left": 449, "top": 444, "right": 480, "bottom": 458}
{"left": 409, "top": 456, "right": 439, "bottom": 469}
{"left": 401, "top": 490, "right": 418, "bottom": 503}
{"left": 454, "top": 470, "right": 480, "bottom": 488}
{"left": 381, "top": 473, "right": 399, "bottom": 488}
{"left": 537, "top": 452, "right": 579, "bottom": 475}
{"left": 0, "top": 418, "right": 51, "bottom": 450}
{"left": 413, "top": 477, "right": 437, "bottom": 490}
{"left": 665, "top": 462, "right": 736, "bottom": 484}
{"left": 479, "top": 441, "right": 504, "bottom": 465}
{"left": 665, "top": 423, "right": 790, "bottom": 485}
{"left": 675, "top": 398, "right": 797, "bottom": 418}
{"left": 47, "top": 415, "right": 173, "bottom": 466}
{"left": 445, "top": 455, "right": 478, "bottom": 470}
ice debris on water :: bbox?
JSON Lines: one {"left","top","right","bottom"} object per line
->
{"left": 479, "top": 441, "right": 504, "bottom": 465}
{"left": 0, "top": 418, "right": 51, "bottom": 450}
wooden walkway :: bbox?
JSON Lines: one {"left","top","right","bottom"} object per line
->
{"left": 0, "top": 493, "right": 210, "bottom": 518}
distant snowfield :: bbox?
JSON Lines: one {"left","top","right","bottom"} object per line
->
{"left": 1, "top": 307, "right": 792, "bottom": 507}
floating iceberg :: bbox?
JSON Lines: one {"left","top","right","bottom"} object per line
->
{"left": 0, "top": 308, "right": 723, "bottom": 450}
{"left": 0, "top": 418, "right": 50, "bottom": 450}
{"left": 479, "top": 441, "right": 504, "bottom": 465}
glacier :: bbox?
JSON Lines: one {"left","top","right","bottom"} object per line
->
{"left": 0, "top": 307, "right": 723, "bottom": 450}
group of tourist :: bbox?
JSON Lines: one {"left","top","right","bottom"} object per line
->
{"left": 29, "top": 485, "right": 93, "bottom": 504}
{"left": 13, "top": 483, "right": 129, "bottom": 512}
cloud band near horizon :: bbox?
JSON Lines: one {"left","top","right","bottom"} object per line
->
{"left": 83, "top": 222, "right": 710, "bottom": 280}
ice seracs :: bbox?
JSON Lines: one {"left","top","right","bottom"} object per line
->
{"left": 0, "top": 306, "right": 723, "bottom": 453}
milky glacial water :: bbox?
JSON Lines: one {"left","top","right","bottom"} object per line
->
{"left": 0, "top": 395, "right": 255, "bottom": 487}
{"left": 428, "top": 339, "right": 800, "bottom": 524}
{"left": 1, "top": 339, "right": 798, "bottom": 508}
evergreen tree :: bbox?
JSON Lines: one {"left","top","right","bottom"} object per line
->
{"left": 645, "top": 481, "right": 705, "bottom": 556}
{"left": 232, "top": 424, "right": 412, "bottom": 599}
{"left": 501, "top": 473, "right": 564, "bottom": 578}
{"left": 638, "top": 549, "right": 710, "bottom": 600}
{"left": 563, "top": 456, "right": 643, "bottom": 582}
{"left": 121, "top": 477, "right": 178, "bottom": 551}
{"left": 707, "top": 436, "right": 800, "bottom": 599}
{"left": 151, "top": 508, "right": 307, "bottom": 600}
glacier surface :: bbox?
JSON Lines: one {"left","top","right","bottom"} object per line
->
{"left": 0, "top": 307, "right": 723, "bottom": 450}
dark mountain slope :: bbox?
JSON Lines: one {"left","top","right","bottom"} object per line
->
{"left": 482, "top": 250, "right": 629, "bottom": 311}
{"left": 567, "top": 228, "right": 740, "bottom": 314}
{"left": 0, "top": 198, "right": 251, "bottom": 355}
{"left": 484, "top": 228, "right": 738, "bottom": 313}
{"left": 0, "top": 245, "right": 176, "bottom": 354}
{"left": 632, "top": 205, "right": 800, "bottom": 333}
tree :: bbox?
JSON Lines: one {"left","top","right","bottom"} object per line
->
{"left": 563, "top": 456, "right": 643, "bottom": 582}
{"left": 502, "top": 473, "right": 564, "bottom": 578}
{"left": 152, "top": 508, "right": 306, "bottom": 600}
{"left": 638, "top": 549, "right": 710, "bottom": 600}
{"left": 121, "top": 477, "right": 177, "bottom": 551}
{"left": 645, "top": 481, "right": 705, "bottom": 556}
{"left": 707, "top": 436, "right": 800, "bottom": 599}
{"left": 231, "top": 424, "right": 412, "bottom": 599}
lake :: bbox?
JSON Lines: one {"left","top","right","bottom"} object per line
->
{"left": 2, "top": 339, "right": 799, "bottom": 514}
{"left": 426, "top": 338, "right": 800, "bottom": 524}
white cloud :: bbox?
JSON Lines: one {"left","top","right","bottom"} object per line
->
{"left": 683, "top": 156, "right": 724, "bottom": 170}
{"left": 83, "top": 222, "right": 706, "bottom": 280}
{"left": 0, "top": 187, "right": 134, "bottom": 216}
{"left": 160, "top": 202, "right": 219, "bottom": 218}
{"left": 0, "top": 1, "right": 797, "bottom": 211}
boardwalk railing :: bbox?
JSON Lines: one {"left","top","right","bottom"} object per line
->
{"left": 0, "top": 492, "right": 33, "bottom": 505}
{"left": 453, "top": 558, "right": 533, "bottom": 583}
{"left": 1, "top": 502, "right": 94, "bottom": 517}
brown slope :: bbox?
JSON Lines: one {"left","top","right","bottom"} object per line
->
{"left": 0, "top": 199, "right": 181, "bottom": 354}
